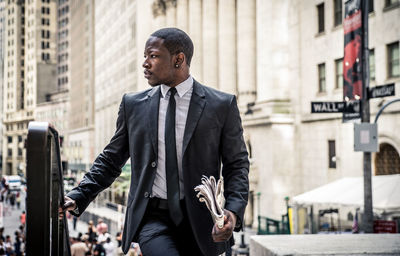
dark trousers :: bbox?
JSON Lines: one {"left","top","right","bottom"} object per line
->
{"left": 137, "top": 198, "right": 204, "bottom": 256}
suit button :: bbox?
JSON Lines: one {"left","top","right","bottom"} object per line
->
{"left": 144, "top": 192, "right": 149, "bottom": 198}
{"left": 151, "top": 161, "right": 157, "bottom": 168}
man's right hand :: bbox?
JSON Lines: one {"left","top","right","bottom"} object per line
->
{"left": 59, "top": 196, "right": 76, "bottom": 219}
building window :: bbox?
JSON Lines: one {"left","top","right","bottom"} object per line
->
{"left": 385, "top": 0, "right": 400, "bottom": 8}
{"left": 328, "top": 140, "right": 336, "bottom": 169}
{"left": 335, "top": 58, "right": 343, "bottom": 88}
{"left": 8, "top": 149, "right": 12, "bottom": 157}
{"left": 318, "top": 63, "right": 326, "bottom": 92}
{"left": 18, "top": 135, "right": 22, "bottom": 142}
{"left": 317, "top": 3, "right": 325, "bottom": 33}
{"left": 387, "top": 42, "right": 399, "bottom": 78}
{"left": 334, "top": 0, "right": 342, "bottom": 27}
{"left": 8, "top": 136, "right": 12, "bottom": 143}
{"left": 369, "top": 49, "right": 375, "bottom": 81}
{"left": 18, "top": 148, "right": 22, "bottom": 156}
{"left": 369, "top": 0, "right": 374, "bottom": 12}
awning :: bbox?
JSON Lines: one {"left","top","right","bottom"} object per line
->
{"left": 292, "top": 174, "right": 400, "bottom": 212}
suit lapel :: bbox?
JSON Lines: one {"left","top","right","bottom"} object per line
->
{"left": 146, "top": 86, "right": 161, "bottom": 155}
{"left": 182, "top": 80, "right": 206, "bottom": 156}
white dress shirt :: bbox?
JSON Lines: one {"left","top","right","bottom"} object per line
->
{"left": 151, "top": 75, "right": 193, "bottom": 199}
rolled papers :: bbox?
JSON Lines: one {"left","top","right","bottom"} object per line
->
{"left": 194, "top": 175, "right": 225, "bottom": 228}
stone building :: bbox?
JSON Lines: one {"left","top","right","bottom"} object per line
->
{"left": 67, "top": 0, "right": 95, "bottom": 174}
{"left": 2, "top": 0, "right": 58, "bottom": 175}
{"left": 0, "top": 0, "right": 5, "bottom": 172}
{"left": 94, "top": 0, "right": 137, "bottom": 154}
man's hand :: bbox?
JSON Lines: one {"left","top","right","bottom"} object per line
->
{"left": 211, "top": 209, "right": 237, "bottom": 242}
{"left": 58, "top": 196, "right": 76, "bottom": 219}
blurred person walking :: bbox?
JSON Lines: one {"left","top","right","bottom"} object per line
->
{"left": 71, "top": 236, "right": 88, "bottom": 256}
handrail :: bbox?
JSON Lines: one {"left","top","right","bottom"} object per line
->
{"left": 26, "top": 122, "right": 71, "bottom": 256}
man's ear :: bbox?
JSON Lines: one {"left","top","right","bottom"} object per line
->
{"left": 175, "top": 52, "right": 185, "bottom": 67}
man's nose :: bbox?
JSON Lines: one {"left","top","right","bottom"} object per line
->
{"left": 143, "top": 60, "right": 150, "bottom": 68}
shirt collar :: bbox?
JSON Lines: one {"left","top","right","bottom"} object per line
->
{"left": 161, "top": 75, "right": 193, "bottom": 98}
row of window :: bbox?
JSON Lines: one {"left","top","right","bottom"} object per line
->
{"left": 58, "top": 52, "right": 68, "bottom": 62}
{"left": 58, "top": 76, "right": 68, "bottom": 86}
{"left": 58, "top": 5, "right": 69, "bottom": 17}
{"left": 58, "top": 41, "right": 69, "bottom": 51}
{"left": 41, "top": 41, "right": 50, "bottom": 49}
{"left": 42, "top": 52, "right": 50, "bottom": 61}
{"left": 42, "top": 18, "right": 50, "bottom": 26}
{"left": 58, "top": 65, "right": 68, "bottom": 74}
{"left": 317, "top": 0, "right": 398, "bottom": 34}
{"left": 318, "top": 42, "right": 399, "bottom": 93}
{"left": 58, "top": 18, "right": 68, "bottom": 29}
{"left": 41, "top": 7, "right": 50, "bottom": 15}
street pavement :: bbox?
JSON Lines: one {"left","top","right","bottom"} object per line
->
{"left": 1, "top": 189, "right": 26, "bottom": 239}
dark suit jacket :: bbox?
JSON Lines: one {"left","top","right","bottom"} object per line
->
{"left": 67, "top": 80, "right": 249, "bottom": 255}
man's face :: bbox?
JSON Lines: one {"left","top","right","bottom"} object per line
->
{"left": 143, "top": 36, "right": 177, "bottom": 87}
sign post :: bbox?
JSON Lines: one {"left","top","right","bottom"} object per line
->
{"left": 359, "top": 0, "right": 373, "bottom": 234}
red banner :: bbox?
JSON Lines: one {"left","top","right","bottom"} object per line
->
{"left": 343, "top": 0, "right": 363, "bottom": 122}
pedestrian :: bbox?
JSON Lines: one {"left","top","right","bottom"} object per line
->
{"left": 9, "top": 193, "right": 15, "bottom": 209}
{"left": 71, "top": 236, "right": 88, "bottom": 256}
{"left": 20, "top": 211, "right": 26, "bottom": 227}
{"left": 0, "top": 238, "right": 6, "bottom": 256}
{"left": 92, "top": 238, "right": 105, "bottom": 256}
{"left": 102, "top": 237, "right": 115, "bottom": 256}
{"left": 62, "top": 27, "right": 249, "bottom": 256}
{"left": 4, "top": 235, "right": 13, "bottom": 254}
{"left": 13, "top": 231, "right": 22, "bottom": 256}
{"left": 15, "top": 192, "right": 20, "bottom": 209}
{"left": 95, "top": 218, "right": 107, "bottom": 235}
{"left": 73, "top": 215, "right": 78, "bottom": 231}
{"left": 87, "top": 220, "right": 97, "bottom": 243}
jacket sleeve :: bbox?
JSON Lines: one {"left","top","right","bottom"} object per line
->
{"left": 67, "top": 94, "right": 130, "bottom": 215}
{"left": 220, "top": 96, "right": 249, "bottom": 231}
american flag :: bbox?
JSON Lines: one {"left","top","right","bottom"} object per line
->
{"left": 352, "top": 210, "right": 359, "bottom": 233}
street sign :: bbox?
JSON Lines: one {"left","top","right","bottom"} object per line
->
{"left": 343, "top": 100, "right": 361, "bottom": 122}
{"left": 373, "top": 220, "right": 398, "bottom": 233}
{"left": 311, "top": 102, "right": 345, "bottom": 113}
{"left": 369, "top": 83, "right": 395, "bottom": 99}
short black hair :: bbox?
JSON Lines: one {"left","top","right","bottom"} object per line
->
{"left": 151, "top": 27, "right": 194, "bottom": 66}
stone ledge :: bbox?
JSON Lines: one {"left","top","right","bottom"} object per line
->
{"left": 250, "top": 234, "right": 400, "bottom": 255}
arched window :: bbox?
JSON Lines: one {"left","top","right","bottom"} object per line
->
{"left": 375, "top": 143, "right": 400, "bottom": 175}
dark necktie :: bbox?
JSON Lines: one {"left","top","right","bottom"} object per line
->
{"left": 165, "top": 87, "right": 183, "bottom": 225}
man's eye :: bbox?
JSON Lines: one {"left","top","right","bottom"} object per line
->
{"left": 151, "top": 55, "right": 157, "bottom": 58}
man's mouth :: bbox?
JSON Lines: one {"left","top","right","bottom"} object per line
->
{"left": 144, "top": 70, "right": 152, "bottom": 79}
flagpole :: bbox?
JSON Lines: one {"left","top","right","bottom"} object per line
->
{"left": 361, "top": 0, "right": 374, "bottom": 233}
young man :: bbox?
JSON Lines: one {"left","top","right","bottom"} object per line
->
{"left": 62, "top": 28, "right": 249, "bottom": 255}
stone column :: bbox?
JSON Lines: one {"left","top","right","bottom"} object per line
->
{"left": 237, "top": 0, "right": 257, "bottom": 105}
{"left": 202, "top": 0, "right": 218, "bottom": 88}
{"left": 218, "top": 0, "right": 237, "bottom": 95}
{"left": 176, "top": 0, "right": 188, "bottom": 32}
{"left": 188, "top": 0, "right": 203, "bottom": 81}
{"left": 165, "top": 1, "right": 177, "bottom": 27}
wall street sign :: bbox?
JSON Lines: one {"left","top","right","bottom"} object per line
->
{"left": 311, "top": 102, "right": 345, "bottom": 113}
{"left": 369, "top": 83, "right": 395, "bottom": 99}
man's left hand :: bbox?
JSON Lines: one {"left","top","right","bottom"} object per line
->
{"left": 211, "top": 209, "right": 237, "bottom": 242}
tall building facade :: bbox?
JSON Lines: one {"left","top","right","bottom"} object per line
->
{"left": 67, "top": 0, "right": 95, "bottom": 174}
{"left": 94, "top": 0, "right": 137, "bottom": 154}
{"left": 2, "top": 0, "right": 58, "bottom": 175}
{"left": 0, "top": 0, "right": 6, "bottom": 172}
{"left": 130, "top": 0, "right": 400, "bottom": 228}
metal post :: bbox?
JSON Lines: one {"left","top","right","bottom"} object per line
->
{"left": 361, "top": 0, "right": 374, "bottom": 233}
